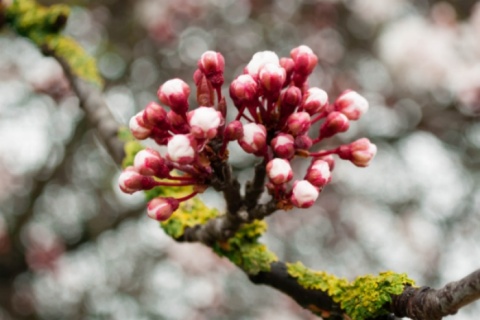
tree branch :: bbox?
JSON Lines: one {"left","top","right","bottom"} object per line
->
{"left": 43, "top": 49, "right": 125, "bottom": 166}
{"left": 391, "top": 269, "right": 480, "bottom": 320}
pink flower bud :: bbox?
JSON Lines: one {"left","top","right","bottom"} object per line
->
{"left": 167, "top": 134, "right": 196, "bottom": 164}
{"left": 259, "top": 63, "right": 286, "bottom": 97}
{"left": 271, "top": 133, "right": 295, "bottom": 159}
{"left": 147, "top": 197, "right": 179, "bottom": 221}
{"left": 314, "top": 154, "right": 335, "bottom": 171}
{"left": 266, "top": 158, "right": 293, "bottom": 185}
{"left": 118, "top": 167, "right": 157, "bottom": 194}
{"left": 279, "top": 86, "right": 303, "bottom": 119}
{"left": 286, "top": 111, "right": 311, "bottom": 136}
{"left": 337, "top": 138, "right": 377, "bottom": 167}
{"left": 224, "top": 120, "right": 244, "bottom": 141}
{"left": 197, "top": 51, "right": 225, "bottom": 88}
{"left": 244, "top": 51, "right": 280, "bottom": 78}
{"left": 290, "top": 45, "right": 318, "bottom": 77}
{"left": 195, "top": 72, "right": 214, "bottom": 106}
{"left": 187, "top": 106, "right": 224, "bottom": 140}
{"left": 290, "top": 180, "right": 319, "bottom": 208}
{"left": 143, "top": 102, "right": 167, "bottom": 127}
{"left": 280, "top": 57, "right": 295, "bottom": 83}
{"left": 229, "top": 74, "right": 259, "bottom": 106}
{"left": 157, "top": 78, "right": 190, "bottom": 114}
{"left": 302, "top": 88, "right": 329, "bottom": 115}
{"left": 167, "top": 111, "right": 189, "bottom": 133}
{"left": 305, "top": 160, "right": 331, "bottom": 188}
{"left": 129, "top": 111, "right": 152, "bottom": 140}
{"left": 133, "top": 148, "right": 170, "bottom": 177}
{"left": 294, "top": 135, "right": 313, "bottom": 150}
{"left": 238, "top": 123, "right": 267, "bottom": 154}
{"left": 334, "top": 90, "right": 369, "bottom": 120}
{"left": 319, "top": 112, "right": 350, "bottom": 138}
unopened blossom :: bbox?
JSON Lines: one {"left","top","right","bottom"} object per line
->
{"left": 230, "top": 74, "right": 259, "bottom": 106}
{"left": 302, "top": 87, "right": 329, "bottom": 115}
{"left": 259, "top": 63, "right": 286, "bottom": 96}
{"left": 244, "top": 51, "right": 280, "bottom": 78}
{"left": 133, "top": 148, "right": 170, "bottom": 177}
{"left": 197, "top": 51, "right": 225, "bottom": 87}
{"left": 319, "top": 112, "right": 350, "bottom": 138}
{"left": 157, "top": 78, "right": 190, "bottom": 114}
{"left": 167, "top": 110, "right": 189, "bottom": 133}
{"left": 224, "top": 120, "right": 244, "bottom": 141}
{"left": 294, "top": 135, "right": 313, "bottom": 150}
{"left": 143, "top": 102, "right": 167, "bottom": 127}
{"left": 286, "top": 111, "right": 311, "bottom": 136}
{"left": 280, "top": 57, "right": 295, "bottom": 82}
{"left": 290, "top": 180, "right": 319, "bottom": 208}
{"left": 290, "top": 45, "right": 318, "bottom": 77}
{"left": 187, "top": 106, "right": 224, "bottom": 139}
{"left": 305, "top": 160, "right": 331, "bottom": 188}
{"left": 167, "top": 134, "right": 196, "bottom": 164}
{"left": 147, "top": 197, "right": 179, "bottom": 221}
{"left": 280, "top": 86, "right": 303, "bottom": 118}
{"left": 129, "top": 111, "right": 152, "bottom": 140}
{"left": 337, "top": 138, "right": 377, "bottom": 167}
{"left": 267, "top": 158, "right": 293, "bottom": 185}
{"left": 334, "top": 90, "right": 369, "bottom": 120}
{"left": 271, "top": 133, "right": 295, "bottom": 159}
{"left": 118, "top": 168, "right": 157, "bottom": 194}
{"left": 314, "top": 154, "right": 335, "bottom": 171}
{"left": 238, "top": 123, "right": 266, "bottom": 154}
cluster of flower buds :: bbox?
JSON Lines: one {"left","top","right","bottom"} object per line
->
{"left": 119, "top": 45, "right": 377, "bottom": 220}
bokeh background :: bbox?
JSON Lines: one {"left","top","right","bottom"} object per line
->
{"left": 1, "top": 0, "right": 480, "bottom": 319}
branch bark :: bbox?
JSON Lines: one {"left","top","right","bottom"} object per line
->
{"left": 390, "top": 269, "right": 480, "bottom": 319}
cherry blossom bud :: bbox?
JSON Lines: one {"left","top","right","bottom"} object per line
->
{"left": 147, "top": 197, "right": 179, "bottom": 221}
{"left": 118, "top": 167, "right": 157, "bottom": 194}
{"left": 302, "top": 87, "right": 329, "bottom": 115}
{"left": 193, "top": 69, "right": 203, "bottom": 86}
{"left": 290, "top": 45, "right": 318, "bottom": 77}
{"left": 133, "top": 148, "right": 170, "bottom": 177}
{"left": 129, "top": 111, "right": 152, "bottom": 140}
{"left": 266, "top": 158, "right": 293, "bottom": 185}
{"left": 157, "top": 78, "right": 190, "bottom": 114}
{"left": 290, "top": 180, "right": 319, "bottom": 208}
{"left": 286, "top": 111, "right": 311, "bottom": 136}
{"left": 197, "top": 51, "right": 225, "bottom": 88}
{"left": 280, "top": 85, "right": 302, "bottom": 119}
{"left": 187, "top": 106, "right": 224, "bottom": 140}
{"left": 280, "top": 57, "right": 295, "bottom": 84}
{"left": 150, "top": 127, "right": 171, "bottom": 145}
{"left": 334, "top": 90, "right": 369, "bottom": 120}
{"left": 319, "top": 112, "right": 350, "bottom": 138}
{"left": 314, "top": 154, "right": 335, "bottom": 171}
{"left": 294, "top": 135, "right": 313, "bottom": 150}
{"left": 229, "top": 74, "right": 258, "bottom": 106}
{"left": 337, "top": 138, "right": 377, "bottom": 167}
{"left": 167, "top": 110, "right": 189, "bottom": 133}
{"left": 271, "top": 133, "right": 295, "bottom": 159}
{"left": 224, "top": 120, "right": 244, "bottom": 141}
{"left": 259, "top": 63, "right": 286, "bottom": 97}
{"left": 244, "top": 51, "right": 280, "bottom": 78}
{"left": 195, "top": 71, "right": 214, "bottom": 106}
{"left": 305, "top": 160, "right": 331, "bottom": 188}
{"left": 238, "top": 123, "right": 267, "bottom": 154}
{"left": 143, "top": 102, "right": 167, "bottom": 127}
{"left": 167, "top": 134, "right": 196, "bottom": 164}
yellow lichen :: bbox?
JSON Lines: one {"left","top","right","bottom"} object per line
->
{"left": 287, "top": 262, "right": 415, "bottom": 320}
{"left": 4, "top": 0, "right": 103, "bottom": 87}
